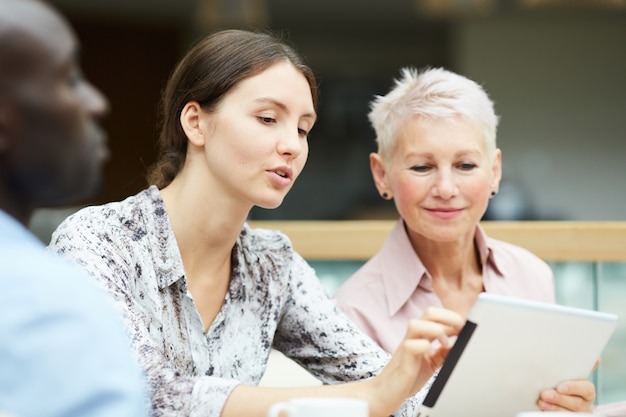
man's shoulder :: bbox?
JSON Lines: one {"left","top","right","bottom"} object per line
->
{"left": 1, "top": 239, "right": 109, "bottom": 299}
{"left": 0, "top": 242, "right": 148, "bottom": 417}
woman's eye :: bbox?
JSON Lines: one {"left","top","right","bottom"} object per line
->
{"left": 411, "top": 165, "right": 430, "bottom": 172}
{"left": 459, "top": 163, "right": 477, "bottom": 170}
{"left": 297, "top": 128, "right": 309, "bottom": 137}
{"left": 258, "top": 116, "right": 276, "bottom": 124}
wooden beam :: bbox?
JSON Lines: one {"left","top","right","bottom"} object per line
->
{"left": 248, "top": 220, "right": 626, "bottom": 262}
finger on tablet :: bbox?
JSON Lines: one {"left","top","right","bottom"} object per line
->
{"left": 421, "top": 306, "right": 465, "bottom": 331}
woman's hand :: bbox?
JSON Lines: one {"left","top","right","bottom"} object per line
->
{"left": 537, "top": 359, "right": 599, "bottom": 412}
{"left": 537, "top": 379, "right": 596, "bottom": 412}
{"left": 367, "top": 307, "right": 465, "bottom": 417}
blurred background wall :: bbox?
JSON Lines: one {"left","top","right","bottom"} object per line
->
{"left": 33, "top": 0, "right": 626, "bottom": 239}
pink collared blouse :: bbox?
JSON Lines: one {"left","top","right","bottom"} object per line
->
{"left": 334, "top": 219, "right": 555, "bottom": 353}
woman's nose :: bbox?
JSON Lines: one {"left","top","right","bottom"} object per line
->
{"left": 277, "top": 127, "right": 305, "bottom": 157}
{"left": 432, "top": 170, "right": 458, "bottom": 199}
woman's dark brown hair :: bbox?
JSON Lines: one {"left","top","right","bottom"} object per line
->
{"left": 146, "top": 29, "right": 318, "bottom": 188}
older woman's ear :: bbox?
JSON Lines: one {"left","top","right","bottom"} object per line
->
{"left": 370, "top": 152, "right": 391, "bottom": 200}
{"left": 491, "top": 148, "right": 503, "bottom": 191}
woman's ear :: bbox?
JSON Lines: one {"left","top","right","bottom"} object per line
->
{"left": 180, "top": 101, "right": 206, "bottom": 147}
{"left": 492, "top": 148, "right": 503, "bottom": 192}
{"left": 370, "top": 152, "right": 390, "bottom": 198}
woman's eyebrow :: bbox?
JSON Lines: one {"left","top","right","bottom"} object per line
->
{"left": 254, "top": 97, "right": 316, "bottom": 120}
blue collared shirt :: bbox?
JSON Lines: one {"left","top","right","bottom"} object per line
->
{"left": 0, "top": 210, "right": 148, "bottom": 417}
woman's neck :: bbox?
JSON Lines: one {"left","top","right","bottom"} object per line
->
{"left": 409, "top": 228, "right": 484, "bottom": 317}
{"left": 159, "top": 175, "right": 248, "bottom": 284}
{"left": 409, "top": 229, "right": 482, "bottom": 290}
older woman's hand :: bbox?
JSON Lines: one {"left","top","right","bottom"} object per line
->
{"left": 537, "top": 379, "right": 596, "bottom": 412}
{"left": 537, "top": 358, "right": 599, "bottom": 412}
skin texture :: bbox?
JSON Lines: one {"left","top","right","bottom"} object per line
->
{"left": 158, "top": 61, "right": 465, "bottom": 417}
{"left": 0, "top": 0, "right": 109, "bottom": 224}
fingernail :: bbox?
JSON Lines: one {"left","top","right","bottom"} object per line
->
{"left": 439, "top": 335, "right": 450, "bottom": 348}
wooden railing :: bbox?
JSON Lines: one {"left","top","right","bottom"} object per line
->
{"left": 248, "top": 221, "right": 626, "bottom": 262}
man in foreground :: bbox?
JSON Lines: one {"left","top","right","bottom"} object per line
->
{"left": 0, "top": 1, "right": 147, "bottom": 415}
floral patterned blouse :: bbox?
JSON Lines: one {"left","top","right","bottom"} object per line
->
{"left": 48, "top": 186, "right": 425, "bottom": 417}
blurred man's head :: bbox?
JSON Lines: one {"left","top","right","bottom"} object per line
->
{"left": 0, "top": 0, "right": 109, "bottom": 224}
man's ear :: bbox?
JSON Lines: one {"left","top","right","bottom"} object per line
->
{"left": 0, "top": 99, "right": 14, "bottom": 154}
{"left": 180, "top": 101, "right": 206, "bottom": 147}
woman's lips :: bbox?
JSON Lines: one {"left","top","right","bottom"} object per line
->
{"left": 267, "top": 167, "right": 293, "bottom": 187}
{"left": 426, "top": 207, "right": 463, "bottom": 220}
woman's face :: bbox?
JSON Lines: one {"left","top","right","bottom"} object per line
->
{"left": 199, "top": 61, "right": 316, "bottom": 209}
{"left": 371, "top": 116, "right": 501, "bottom": 243}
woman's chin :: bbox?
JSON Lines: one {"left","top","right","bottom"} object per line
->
{"left": 255, "top": 198, "right": 285, "bottom": 210}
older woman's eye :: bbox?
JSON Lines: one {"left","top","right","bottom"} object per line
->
{"left": 459, "top": 163, "right": 477, "bottom": 170}
{"left": 411, "top": 165, "right": 430, "bottom": 172}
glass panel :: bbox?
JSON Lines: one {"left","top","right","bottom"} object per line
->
{"left": 551, "top": 261, "right": 626, "bottom": 404}
{"left": 308, "top": 260, "right": 364, "bottom": 296}
{"left": 596, "top": 262, "right": 626, "bottom": 404}
{"left": 551, "top": 261, "right": 596, "bottom": 309}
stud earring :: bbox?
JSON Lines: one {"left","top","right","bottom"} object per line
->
{"left": 382, "top": 192, "right": 389, "bottom": 199}
{"left": 491, "top": 191, "right": 497, "bottom": 197}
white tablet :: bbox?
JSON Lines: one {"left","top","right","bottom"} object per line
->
{"left": 415, "top": 293, "right": 618, "bottom": 417}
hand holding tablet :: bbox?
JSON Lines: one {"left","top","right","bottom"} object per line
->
{"left": 415, "top": 293, "right": 618, "bottom": 417}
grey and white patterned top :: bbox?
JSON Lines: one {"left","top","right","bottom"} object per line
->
{"left": 48, "top": 186, "right": 427, "bottom": 417}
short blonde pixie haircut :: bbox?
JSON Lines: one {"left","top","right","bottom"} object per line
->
{"left": 368, "top": 67, "right": 499, "bottom": 162}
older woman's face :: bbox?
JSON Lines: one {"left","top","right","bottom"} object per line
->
{"left": 372, "top": 116, "right": 501, "bottom": 243}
